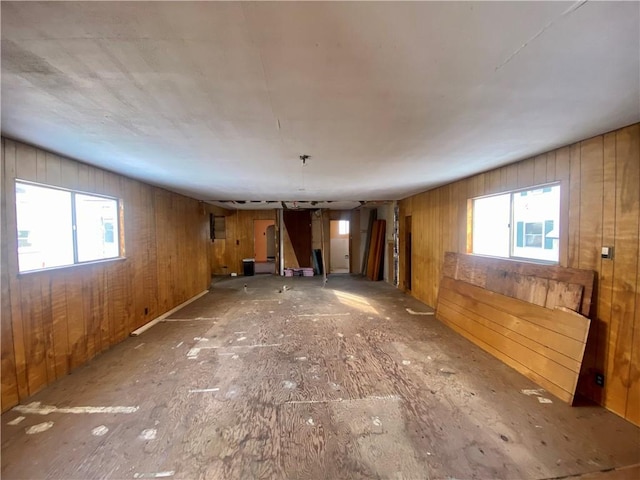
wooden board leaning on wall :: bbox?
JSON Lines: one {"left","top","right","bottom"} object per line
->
{"left": 442, "top": 252, "right": 595, "bottom": 316}
{"left": 436, "top": 253, "right": 595, "bottom": 404}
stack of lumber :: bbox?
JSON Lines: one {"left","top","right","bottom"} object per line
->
{"left": 366, "top": 220, "right": 386, "bottom": 281}
{"left": 436, "top": 252, "right": 594, "bottom": 404}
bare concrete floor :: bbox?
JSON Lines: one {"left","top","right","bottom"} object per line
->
{"left": 2, "top": 275, "right": 639, "bottom": 479}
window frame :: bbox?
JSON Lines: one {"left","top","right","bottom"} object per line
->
{"left": 15, "top": 179, "right": 124, "bottom": 274}
{"left": 470, "top": 182, "right": 561, "bottom": 264}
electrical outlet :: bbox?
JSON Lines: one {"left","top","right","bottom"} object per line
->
{"left": 601, "top": 246, "right": 614, "bottom": 259}
{"left": 595, "top": 372, "right": 605, "bottom": 387}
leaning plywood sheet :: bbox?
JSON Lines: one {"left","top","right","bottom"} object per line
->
{"left": 436, "top": 277, "right": 590, "bottom": 404}
{"left": 442, "top": 252, "right": 593, "bottom": 315}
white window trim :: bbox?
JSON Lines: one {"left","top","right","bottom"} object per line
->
{"left": 471, "top": 182, "right": 561, "bottom": 264}
{"left": 15, "top": 179, "right": 124, "bottom": 274}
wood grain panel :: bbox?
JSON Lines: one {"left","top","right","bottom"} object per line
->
{"left": 438, "top": 287, "right": 586, "bottom": 369}
{"left": 533, "top": 154, "right": 547, "bottom": 185}
{"left": 399, "top": 123, "right": 639, "bottom": 424}
{"left": 568, "top": 143, "right": 582, "bottom": 268}
{"left": 444, "top": 252, "right": 593, "bottom": 315}
{"left": 22, "top": 275, "right": 47, "bottom": 395}
{"left": 578, "top": 137, "right": 604, "bottom": 275}
{"left": 436, "top": 277, "right": 590, "bottom": 404}
{"left": 545, "top": 280, "right": 584, "bottom": 312}
{"left": 1, "top": 138, "right": 211, "bottom": 412}
{"left": 50, "top": 277, "right": 69, "bottom": 377}
{"left": 546, "top": 151, "right": 556, "bottom": 183}
{"left": 555, "top": 147, "right": 571, "bottom": 268}
{"left": 66, "top": 269, "right": 87, "bottom": 370}
{"left": 366, "top": 220, "right": 386, "bottom": 281}
{"left": 283, "top": 210, "right": 312, "bottom": 268}
{"left": 605, "top": 125, "right": 639, "bottom": 415}
{"left": 40, "top": 277, "right": 56, "bottom": 384}
{"left": 587, "top": 132, "right": 618, "bottom": 404}
{"left": 0, "top": 139, "right": 19, "bottom": 409}
{"left": 3, "top": 140, "right": 29, "bottom": 403}
{"left": 626, "top": 221, "right": 640, "bottom": 424}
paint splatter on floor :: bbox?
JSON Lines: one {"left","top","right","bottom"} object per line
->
{"left": 26, "top": 422, "right": 54, "bottom": 434}
{"left": 91, "top": 425, "right": 109, "bottom": 436}
{"left": 7, "top": 416, "right": 25, "bottom": 426}
{"left": 139, "top": 429, "right": 157, "bottom": 440}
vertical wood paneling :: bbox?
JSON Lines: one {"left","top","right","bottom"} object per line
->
{"left": 485, "top": 169, "right": 501, "bottom": 195}
{"left": 568, "top": 144, "right": 581, "bottom": 268}
{"left": 556, "top": 147, "right": 571, "bottom": 268}
{"left": 578, "top": 138, "right": 604, "bottom": 273}
{"left": 4, "top": 140, "right": 29, "bottom": 401}
{"left": 596, "top": 133, "right": 617, "bottom": 405}
{"left": 398, "top": 123, "right": 640, "bottom": 425}
{"left": 517, "top": 158, "right": 535, "bottom": 189}
{"left": 23, "top": 275, "right": 46, "bottom": 395}
{"left": 1, "top": 139, "right": 210, "bottom": 412}
{"left": 505, "top": 163, "right": 518, "bottom": 191}
{"left": 1, "top": 139, "right": 19, "bottom": 409}
{"left": 546, "top": 151, "right": 556, "bottom": 183}
{"left": 533, "top": 154, "right": 547, "bottom": 185}
{"left": 65, "top": 271, "right": 87, "bottom": 371}
{"left": 40, "top": 277, "right": 56, "bottom": 384}
{"left": 82, "top": 267, "right": 100, "bottom": 360}
{"left": 605, "top": 125, "right": 639, "bottom": 416}
{"left": 50, "top": 278, "right": 69, "bottom": 377}
{"left": 576, "top": 137, "right": 604, "bottom": 399}
{"left": 97, "top": 267, "right": 110, "bottom": 355}
{"left": 627, "top": 220, "right": 640, "bottom": 424}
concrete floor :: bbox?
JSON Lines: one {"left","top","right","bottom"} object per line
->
{"left": 2, "top": 275, "right": 639, "bottom": 479}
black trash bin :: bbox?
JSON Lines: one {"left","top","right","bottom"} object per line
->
{"left": 242, "top": 258, "right": 255, "bottom": 276}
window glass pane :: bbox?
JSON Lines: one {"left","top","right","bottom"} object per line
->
{"left": 511, "top": 185, "right": 560, "bottom": 261}
{"left": 338, "top": 220, "right": 349, "bottom": 235}
{"left": 75, "top": 193, "right": 119, "bottom": 262}
{"left": 472, "top": 193, "right": 510, "bottom": 257}
{"left": 16, "top": 182, "right": 74, "bottom": 272}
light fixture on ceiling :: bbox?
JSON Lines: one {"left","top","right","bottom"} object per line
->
{"left": 298, "top": 154, "right": 310, "bottom": 192}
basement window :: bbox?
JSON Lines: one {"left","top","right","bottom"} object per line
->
{"left": 338, "top": 220, "right": 349, "bottom": 235}
{"left": 15, "top": 181, "right": 122, "bottom": 272}
{"left": 471, "top": 184, "right": 560, "bottom": 263}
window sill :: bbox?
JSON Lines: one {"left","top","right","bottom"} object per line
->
{"left": 17, "top": 256, "right": 127, "bottom": 277}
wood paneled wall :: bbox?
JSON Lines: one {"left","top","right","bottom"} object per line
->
{"left": 210, "top": 209, "right": 277, "bottom": 275}
{"left": 1, "top": 138, "right": 211, "bottom": 412}
{"left": 399, "top": 123, "right": 640, "bottom": 425}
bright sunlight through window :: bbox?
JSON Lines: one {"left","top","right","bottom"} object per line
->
{"left": 16, "top": 181, "right": 121, "bottom": 272}
{"left": 472, "top": 184, "right": 560, "bottom": 263}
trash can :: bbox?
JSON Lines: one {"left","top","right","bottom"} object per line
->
{"left": 242, "top": 258, "right": 255, "bottom": 276}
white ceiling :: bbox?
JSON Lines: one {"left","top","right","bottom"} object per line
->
{"left": 2, "top": 1, "right": 639, "bottom": 204}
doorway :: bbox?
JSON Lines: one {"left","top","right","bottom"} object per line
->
{"left": 329, "top": 219, "right": 350, "bottom": 274}
{"left": 254, "top": 219, "right": 275, "bottom": 274}
{"left": 405, "top": 216, "right": 412, "bottom": 290}
{"left": 283, "top": 210, "right": 312, "bottom": 268}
